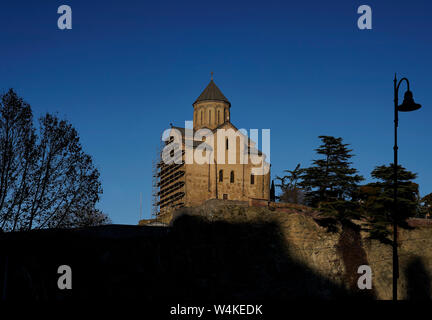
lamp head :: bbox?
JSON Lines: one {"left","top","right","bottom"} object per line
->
{"left": 398, "top": 90, "right": 421, "bottom": 112}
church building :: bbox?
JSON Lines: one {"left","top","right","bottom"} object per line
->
{"left": 156, "top": 76, "right": 270, "bottom": 213}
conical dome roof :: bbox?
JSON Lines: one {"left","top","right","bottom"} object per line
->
{"left": 194, "top": 79, "right": 230, "bottom": 106}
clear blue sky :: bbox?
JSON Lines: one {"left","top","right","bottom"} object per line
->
{"left": 1, "top": 0, "right": 431, "bottom": 224}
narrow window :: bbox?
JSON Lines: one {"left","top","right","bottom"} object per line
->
{"left": 226, "top": 138, "right": 229, "bottom": 150}
{"left": 230, "top": 171, "right": 234, "bottom": 183}
{"left": 250, "top": 173, "right": 255, "bottom": 185}
{"left": 201, "top": 111, "right": 203, "bottom": 123}
{"left": 218, "top": 110, "right": 220, "bottom": 123}
{"left": 219, "top": 169, "right": 223, "bottom": 182}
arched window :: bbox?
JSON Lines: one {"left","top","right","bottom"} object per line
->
{"left": 219, "top": 170, "right": 223, "bottom": 182}
{"left": 209, "top": 110, "right": 211, "bottom": 124}
{"left": 230, "top": 171, "right": 234, "bottom": 183}
{"left": 250, "top": 173, "right": 255, "bottom": 185}
{"left": 218, "top": 110, "right": 220, "bottom": 123}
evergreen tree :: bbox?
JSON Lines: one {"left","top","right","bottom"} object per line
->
{"left": 359, "top": 164, "right": 419, "bottom": 242}
{"left": 300, "top": 136, "right": 364, "bottom": 207}
{"left": 419, "top": 192, "right": 432, "bottom": 219}
{"left": 270, "top": 180, "right": 275, "bottom": 202}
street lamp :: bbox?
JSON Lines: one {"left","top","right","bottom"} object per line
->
{"left": 392, "top": 74, "right": 422, "bottom": 301}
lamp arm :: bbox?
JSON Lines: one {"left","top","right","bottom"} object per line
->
{"left": 396, "top": 77, "right": 410, "bottom": 93}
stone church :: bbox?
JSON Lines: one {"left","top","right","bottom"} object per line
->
{"left": 156, "top": 76, "right": 270, "bottom": 213}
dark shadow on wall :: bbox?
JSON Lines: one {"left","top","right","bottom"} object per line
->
{"left": 0, "top": 215, "right": 374, "bottom": 301}
{"left": 336, "top": 221, "right": 376, "bottom": 299}
{"left": 404, "top": 257, "right": 431, "bottom": 300}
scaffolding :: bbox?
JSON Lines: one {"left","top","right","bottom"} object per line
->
{"left": 151, "top": 131, "right": 186, "bottom": 217}
{"left": 151, "top": 139, "right": 164, "bottom": 218}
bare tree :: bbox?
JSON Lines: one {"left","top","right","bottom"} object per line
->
{"left": 275, "top": 163, "right": 304, "bottom": 204}
{"left": 0, "top": 89, "right": 109, "bottom": 231}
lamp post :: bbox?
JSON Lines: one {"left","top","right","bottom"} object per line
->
{"left": 392, "top": 74, "right": 421, "bottom": 301}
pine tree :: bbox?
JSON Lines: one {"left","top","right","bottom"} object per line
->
{"left": 270, "top": 180, "right": 275, "bottom": 202}
{"left": 300, "top": 136, "right": 364, "bottom": 207}
{"left": 298, "top": 136, "right": 364, "bottom": 223}
{"left": 359, "top": 164, "right": 419, "bottom": 242}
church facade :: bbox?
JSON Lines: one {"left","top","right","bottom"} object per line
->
{"left": 156, "top": 77, "right": 270, "bottom": 213}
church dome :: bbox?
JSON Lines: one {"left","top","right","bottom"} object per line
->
{"left": 193, "top": 79, "right": 230, "bottom": 106}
